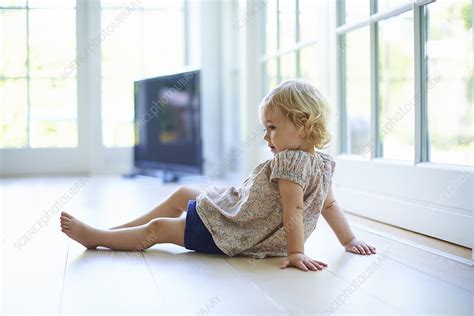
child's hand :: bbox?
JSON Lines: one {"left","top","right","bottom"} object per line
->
{"left": 344, "top": 237, "right": 376, "bottom": 255}
{"left": 280, "top": 253, "right": 328, "bottom": 272}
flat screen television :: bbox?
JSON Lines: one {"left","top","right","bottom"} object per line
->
{"left": 132, "top": 69, "right": 203, "bottom": 181}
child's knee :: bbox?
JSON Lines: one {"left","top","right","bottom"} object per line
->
{"left": 146, "top": 218, "right": 185, "bottom": 246}
{"left": 173, "top": 185, "right": 200, "bottom": 212}
{"left": 146, "top": 218, "right": 163, "bottom": 237}
{"left": 176, "top": 185, "right": 199, "bottom": 198}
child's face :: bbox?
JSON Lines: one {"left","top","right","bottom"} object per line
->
{"left": 261, "top": 107, "right": 315, "bottom": 155}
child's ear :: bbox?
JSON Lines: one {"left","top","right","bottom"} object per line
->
{"left": 298, "top": 126, "right": 308, "bottom": 138}
{"left": 298, "top": 116, "right": 310, "bottom": 138}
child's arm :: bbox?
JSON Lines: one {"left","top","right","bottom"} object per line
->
{"left": 277, "top": 178, "right": 328, "bottom": 272}
{"left": 322, "top": 187, "right": 376, "bottom": 255}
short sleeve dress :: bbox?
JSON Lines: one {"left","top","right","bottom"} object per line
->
{"left": 195, "top": 149, "right": 336, "bottom": 259}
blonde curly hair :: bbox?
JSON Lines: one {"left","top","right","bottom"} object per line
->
{"left": 259, "top": 80, "right": 332, "bottom": 149}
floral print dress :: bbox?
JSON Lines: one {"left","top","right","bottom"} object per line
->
{"left": 196, "top": 149, "right": 336, "bottom": 259}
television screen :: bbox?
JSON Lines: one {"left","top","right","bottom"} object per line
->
{"left": 133, "top": 69, "right": 202, "bottom": 175}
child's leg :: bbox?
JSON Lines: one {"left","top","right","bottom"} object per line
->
{"left": 60, "top": 211, "right": 186, "bottom": 251}
{"left": 109, "top": 185, "right": 201, "bottom": 230}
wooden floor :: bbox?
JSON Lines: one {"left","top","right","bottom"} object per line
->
{"left": 1, "top": 175, "right": 473, "bottom": 315}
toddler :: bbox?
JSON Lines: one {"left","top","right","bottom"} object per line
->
{"left": 60, "top": 80, "right": 376, "bottom": 272}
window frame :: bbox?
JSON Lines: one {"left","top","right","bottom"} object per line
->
{"left": 260, "top": 0, "right": 321, "bottom": 85}
{"left": 0, "top": 0, "right": 193, "bottom": 175}
{"left": 335, "top": 0, "right": 473, "bottom": 255}
{"left": 0, "top": 0, "right": 84, "bottom": 174}
{"left": 99, "top": 1, "right": 187, "bottom": 148}
{"left": 337, "top": 0, "right": 473, "bottom": 165}
{"left": 0, "top": 4, "right": 78, "bottom": 149}
{"left": 259, "top": 0, "right": 328, "bottom": 161}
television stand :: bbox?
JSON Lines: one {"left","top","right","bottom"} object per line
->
{"left": 161, "top": 170, "right": 180, "bottom": 183}
{"left": 123, "top": 169, "right": 181, "bottom": 183}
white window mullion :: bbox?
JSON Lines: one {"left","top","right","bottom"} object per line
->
{"left": 370, "top": 0, "right": 380, "bottom": 159}
{"left": 414, "top": 2, "right": 428, "bottom": 164}
{"left": 184, "top": 0, "right": 190, "bottom": 66}
{"left": 77, "top": 0, "right": 102, "bottom": 173}
{"left": 295, "top": 0, "right": 300, "bottom": 77}
{"left": 26, "top": 4, "right": 31, "bottom": 146}
{"left": 260, "top": 0, "right": 267, "bottom": 97}
{"left": 276, "top": 0, "right": 281, "bottom": 83}
{"left": 336, "top": 0, "right": 347, "bottom": 154}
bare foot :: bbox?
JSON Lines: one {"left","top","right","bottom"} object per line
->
{"left": 60, "top": 211, "right": 99, "bottom": 249}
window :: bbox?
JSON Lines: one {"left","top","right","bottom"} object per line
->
{"left": 263, "top": 0, "right": 323, "bottom": 92}
{"left": 378, "top": 0, "right": 412, "bottom": 12}
{"left": 426, "top": 0, "right": 473, "bottom": 166}
{"left": 278, "top": 0, "right": 296, "bottom": 50}
{"left": 0, "top": 0, "right": 77, "bottom": 148}
{"left": 263, "top": 0, "right": 280, "bottom": 92}
{"left": 100, "top": 0, "right": 186, "bottom": 147}
{"left": 344, "top": 26, "right": 371, "bottom": 156}
{"left": 299, "top": 44, "right": 319, "bottom": 91}
{"left": 344, "top": 0, "right": 370, "bottom": 24}
{"left": 280, "top": 51, "right": 296, "bottom": 82}
{"left": 378, "top": 11, "right": 414, "bottom": 160}
{"left": 335, "top": 0, "right": 473, "bottom": 249}
{"left": 261, "top": 0, "right": 327, "bottom": 158}
{"left": 338, "top": 0, "right": 473, "bottom": 167}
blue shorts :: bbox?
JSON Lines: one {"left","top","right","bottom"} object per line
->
{"left": 184, "top": 200, "right": 225, "bottom": 255}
